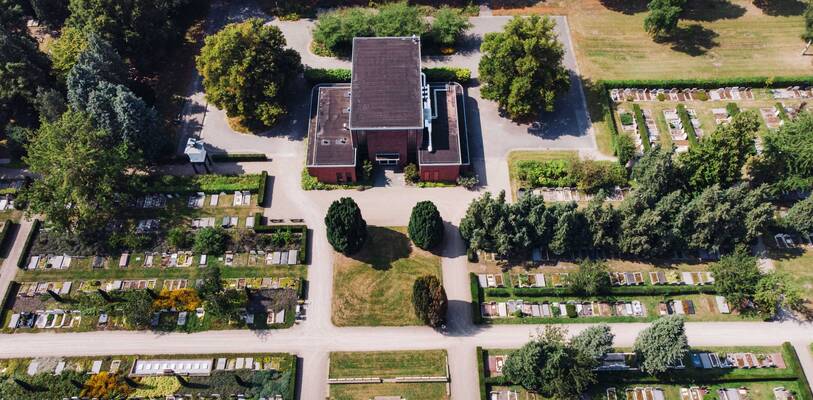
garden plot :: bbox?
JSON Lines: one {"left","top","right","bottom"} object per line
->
{"left": 0, "top": 352, "right": 296, "bottom": 400}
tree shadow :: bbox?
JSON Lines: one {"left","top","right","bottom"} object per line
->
{"left": 683, "top": 0, "right": 747, "bottom": 21}
{"left": 752, "top": 0, "right": 806, "bottom": 16}
{"left": 347, "top": 226, "right": 412, "bottom": 270}
{"left": 491, "top": 0, "right": 542, "bottom": 9}
{"left": 599, "top": 0, "right": 649, "bottom": 14}
{"left": 666, "top": 24, "right": 720, "bottom": 56}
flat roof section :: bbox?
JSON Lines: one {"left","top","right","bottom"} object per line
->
{"left": 419, "top": 83, "right": 468, "bottom": 166}
{"left": 349, "top": 37, "right": 423, "bottom": 130}
{"left": 307, "top": 85, "right": 356, "bottom": 167}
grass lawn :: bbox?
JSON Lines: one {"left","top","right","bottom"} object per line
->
{"left": 332, "top": 226, "right": 442, "bottom": 326}
{"left": 496, "top": 0, "right": 810, "bottom": 81}
{"left": 771, "top": 247, "right": 813, "bottom": 312}
{"left": 329, "top": 350, "right": 448, "bottom": 379}
{"left": 506, "top": 150, "right": 578, "bottom": 199}
{"left": 329, "top": 382, "right": 449, "bottom": 400}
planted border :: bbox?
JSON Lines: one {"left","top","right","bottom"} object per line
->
{"left": 304, "top": 67, "right": 473, "bottom": 84}
{"left": 252, "top": 215, "right": 308, "bottom": 265}
{"left": 470, "top": 273, "right": 483, "bottom": 324}
{"left": 676, "top": 104, "right": 698, "bottom": 146}
{"left": 601, "top": 76, "right": 813, "bottom": 90}
{"left": 16, "top": 219, "right": 40, "bottom": 269}
{"left": 632, "top": 104, "right": 651, "bottom": 152}
{"left": 477, "top": 346, "right": 488, "bottom": 400}
{"left": 142, "top": 174, "right": 265, "bottom": 194}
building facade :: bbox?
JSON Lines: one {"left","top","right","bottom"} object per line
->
{"left": 306, "top": 37, "right": 469, "bottom": 184}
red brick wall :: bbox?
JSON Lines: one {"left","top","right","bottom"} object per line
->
{"left": 419, "top": 165, "right": 460, "bottom": 182}
{"left": 365, "top": 130, "right": 411, "bottom": 167}
{"left": 307, "top": 166, "right": 357, "bottom": 184}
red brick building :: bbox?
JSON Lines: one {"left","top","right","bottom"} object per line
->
{"left": 306, "top": 37, "right": 469, "bottom": 184}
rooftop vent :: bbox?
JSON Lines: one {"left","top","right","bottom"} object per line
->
{"left": 321, "top": 139, "right": 331, "bottom": 145}
{"left": 337, "top": 138, "right": 348, "bottom": 144}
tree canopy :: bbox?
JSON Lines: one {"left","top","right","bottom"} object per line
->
{"left": 196, "top": 18, "right": 302, "bottom": 130}
{"left": 786, "top": 196, "right": 813, "bottom": 235}
{"left": 571, "top": 324, "right": 615, "bottom": 359}
{"left": 754, "top": 272, "right": 804, "bottom": 319}
{"left": 502, "top": 326, "right": 597, "bottom": 398}
{"left": 428, "top": 6, "right": 471, "bottom": 47}
{"left": 750, "top": 112, "right": 813, "bottom": 191}
{"left": 644, "top": 0, "right": 686, "bottom": 38}
{"left": 23, "top": 111, "right": 136, "bottom": 237}
{"left": 0, "top": 27, "right": 52, "bottom": 130}
{"left": 633, "top": 316, "right": 689, "bottom": 375}
{"left": 47, "top": 26, "right": 88, "bottom": 80}
{"left": 193, "top": 227, "right": 229, "bottom": 256}
{"left": 325, "top": 197, "right": 367, "bottom": 255}
{"left": 411, "top": 274, "right": 447, "bottom": 328}
{"left": 408, "top": 201, "right": 445, "bottom": 250}
{"left": 479, "top": 15, "right": 570, "bottom": 120}
{"left": 567, "top": 259, "right": 611, "bottom": 296}
{"left": 709, "top": 251, "right": 761, "bottom": 310}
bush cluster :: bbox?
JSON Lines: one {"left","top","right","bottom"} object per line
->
{"left": 304, "top": 67, "right": 472, "bottom": 84}
{"left": 516, "top": 158, "right": 628, "bottom": 193}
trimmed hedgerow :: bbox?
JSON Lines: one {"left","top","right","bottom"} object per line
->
{"left": 303, "top": 67, "right": 472, "bottom": 84}
{"left": 470, "top": 273, "right": 483, "bottom": 324}
{"left": 477, "top": 346, "right": 488, "bottom": 400}
{"left": 141, "top": 174, "right": 264, "bottom": 194}
{"left": 632, "top": 104, "right": 651, "bottom": 152}
{"left": 257, "top": 171, "right": 268, "bottom": 206}
{"left": 209, "top": 153, "right": 268, "bottom": 162}
{"left": 16, "top": 219, "right": 40, "bottom": 269}
{"left": 601, "top": 76, "right": 813, "bottom": 90}
{"left": 676, "top": 104, "right": 698, "bottom": 146}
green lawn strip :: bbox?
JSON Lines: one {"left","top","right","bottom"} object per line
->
{"left": 332, "top": 226, "right": 442, "bottom": 327}
{"left": 16, "top": 263, "right": 306, "bottom": 282}
{"left": 329, "top": 382, "right": 448, "bottom": 400}
{"left": 782, "top": 343, "right": 813, "bottom": 400}
{"left": 329, "top": 350, "right": 447, "bottom": 379}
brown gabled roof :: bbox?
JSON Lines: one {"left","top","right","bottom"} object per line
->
{"left": 349, "top": 37, "right": 423, "bottom": 130}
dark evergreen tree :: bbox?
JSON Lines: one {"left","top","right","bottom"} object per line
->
{"left": 408, "top": 201, "right": 444, "bottom": 250}
{"left": 325, "top": 197, "right": 367, "bottom": 255}
{"left": 411, "top": 275, "right": 447, "bottom": 328}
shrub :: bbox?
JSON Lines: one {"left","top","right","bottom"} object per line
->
{"left": 693, "top": 90, "right": 709, "bottom": 101}
{"left": 619, "top": 112, "right": 634, "bottom": 126}
{"left": 776, "top": 102, "right": 790, "bottom": 122}
{"left": 565, "top": 303, "right": 577, "bottom": 318}
{"left": 570, "top": 159, "right": 628, "bottom": 193}
{"left": 516, "top": 159, "right": 575, "bottom": 188}
{"left": 428, "top": 6, "right": 471, "bottom": 47}
{"left": 404, "top": 163, "right": 420, "bottom": 183}
{"left": 193, "top": 227, "right": 229, "bottom": 256}
{"left": 153, "top": 288, "right": 202, "bottom": 312}
{"left": 362, "top": 160, "right": 374, "bottom": 182}
{"left": 325, "top": 197, "right": 367, "bottom": 254}
{"left": 81, "top": 372, "right": 132, "bottom": 399}
{"left": 457, "top": 173, "right": 479, "bottom": 190}
{"left": 423, "top": 67, "right": 472, "bottom": 83}
{"left": 616, "top": 134, "right": 636, "bottom": 166}
{"left": 166, "top": 227, "right": 190, "bottom": 250}
{"left": 656, "top": 92, "right": 666, "bottom": 101}
{"left": 566, "top": 259, "right": 611, "bottom": 296}
{"left": 408, "top": 201, "right": 444, "bottom": 250}
{"left": 726, "top": 102, "right": 740, "bottom": 117}
{"left": 132, "top": 377, "right": 181, "bottom": 398}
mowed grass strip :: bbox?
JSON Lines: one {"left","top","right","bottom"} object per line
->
{"left": 332, "top": 226, "right": 442, "bottom": 326}
{"left": 329, "top": 350, "right": 448, "bottom": 379}
{"left": 497, "top": 0, "right": 810, "bottom": 80}
{"left": 329, "top": 382, "right": 449, "bottom": 400}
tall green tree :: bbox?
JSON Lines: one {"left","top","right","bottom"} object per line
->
{"left": 631, "top": 146, "right": 682, "bottom": 202}
{"left": 750, "top": 112, "right": 813, "bottom": 191}
{"left": 411, "top": 274, "right": 447, "bottom": 328}
{"left": 584, "top": 192, "right": 620, "bottom": 251}
{"left": 371, "top": 1, "right": 427, "bottom": 37}
{"left": 754, "top": 272, "right": 804, "bottom": 319}
{"left": 196, "top": 18, "right": 302, "bottom": 130}
{"left": 460, "top": 191, "right": 513, "bottom": 256}
{"left": 709, "top": 251, "right": 761, "bottom": 310}
{"left": 193, "top": 227, "right": 229, "bottom": 256}
{"left": 677, "top": 184, "right": 773, "bottom": 253}
{"left": 0, "top": 27, "right": 52, "bottom": 129}
{"left": 678, "top": 111, "right": 760, "bottom": 192}
{"left": 786, "top": 196, "right": 813, "bottom": 235}
{"left": 479, "top": 15, "right": 570, "bottom": 120}
{"left": 633, "top": 316, "right": 689, "bottom": 375}
{"left": 508, "top": 193, "right": 549, "bottom": 255}
{"left": 618, "top": 190, "right": 685, "bottom": 258}
{"left": 47, "top": 26, "right": 88, "bottom": 80}
{"left": 22, "top": 111, "right": 136, "bottom": 237}
{"left": 66, "top": 33, "right": 126, "bottom": 108}
{"left": 408, "top": 201, "right": 444, "bottom": 250}
{"left": 325, "top": 197, "right": 367, "bottom": 255}
{"left": 503, "top": 326, "right": 597, "bottom": 398}
{"left": 30, "top": 0, "right": 69, "bottom": 28}
{"left": 549, "top": 203, "right": 589, "bottom": 256}
{"left": 311, "top": 8, "right": 373, "bottom": 55}
{"left": 571, "top": 324, "right": 614, "bottom": 359}
{"left": 644, "top": 0, "right": 686, "bottom": 39}
{"left": 429, "top": 6, "right": 471, "bottom": 47}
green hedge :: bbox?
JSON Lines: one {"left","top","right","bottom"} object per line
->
{"left": 632, "top": 103, "right": 651, "bottom": 152}
{"left": 304, "top": 67, "right": 352, "bottom": 83}
{"left": 284, "top": 355, "right": 298, "bottom": 400}
{"left": 470, "top": 273, "right": 483, "bottom": 324}
{"left": 0, "top": 220, "right": 13, "bottom": 253}
{"left": 477, "top": 346, "right": 488, "bottom": 400}
{"left": 142, "top": 174, "right": 265, "bottom": 194}
{"left": 209, "top": 153, "right": 268, "bottom": 162}
{"left": 676, "top": 104, "right": 698, "bottom": 146}
{"left": 16, "top": 219, "right": 40, "bottom": 269}
{"left": 252, "top": 219, "right": 308, "bottom": 265}
{"left": 257, "top": 171, "right": 268, "bottom": 206}
{"left": 304, "top": 67, "right": 472, "bottom": 84}
{"left": 783, "top": 342, "right": 813, "bottom": 400}
{"left": 601, "top": 76, "right": 813, "bottom": 90}
{"left": 491, "top": 284, "right": 715, "bottom": 298}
